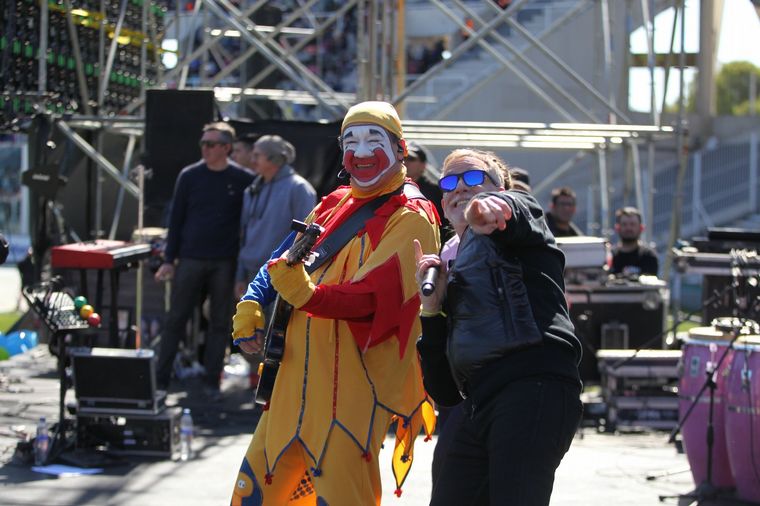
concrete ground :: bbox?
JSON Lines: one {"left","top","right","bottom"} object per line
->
{"left": 0, "top": 344, "right": 725, "bottom": 506}
{"left": 0, "top": 267, "right": 753, "bottom": 505}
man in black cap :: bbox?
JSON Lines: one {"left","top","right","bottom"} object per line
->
{"left": 405, "top": 141, "right": 452, "bottom": 240}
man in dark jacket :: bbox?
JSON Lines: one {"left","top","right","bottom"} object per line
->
{"left": 155, "top": 122, "right": 255, "bottom": 398}
{"left": 414, "top": 148, "right": 582, "bottom": 506}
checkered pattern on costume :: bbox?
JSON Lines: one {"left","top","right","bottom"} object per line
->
{"left": 288, "top": 472, "right": 314, "bottom": 501}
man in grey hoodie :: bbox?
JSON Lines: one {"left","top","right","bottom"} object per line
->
{"left": 235, "top": 135, "right": 316, "bottom": 298}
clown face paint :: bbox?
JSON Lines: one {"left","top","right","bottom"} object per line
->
{"left": 341, "top": 124, "right": 398, "bottom": 188}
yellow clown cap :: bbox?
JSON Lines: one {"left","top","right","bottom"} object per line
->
{"left": 341, "top": 101, "right": 407, "bottom": 156}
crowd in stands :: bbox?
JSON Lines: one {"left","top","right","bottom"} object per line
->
{"left": 172, "top": 2, "right": 457, "bottom": 119}
{"left": 407, "top": 39, "right": 446, "bottom": 76}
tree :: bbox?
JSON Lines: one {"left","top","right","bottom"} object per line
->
{"left": 664, "top": 61, "right": 760, "bottom": 115}
{"left": 715, "top": 61, "right": 760, "bottom": 115}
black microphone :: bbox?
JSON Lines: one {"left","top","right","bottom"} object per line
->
{"left": 421, "top": 266, "right": 439, "bottom": 296}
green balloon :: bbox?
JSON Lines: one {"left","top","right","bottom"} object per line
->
{"left": 74, "top": 296, "right": 88, "bottom": 310}
{"left": 0, "top": 346, "right": 9, "bottom": 361}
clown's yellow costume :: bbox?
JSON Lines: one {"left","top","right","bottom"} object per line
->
{"left": 230, "top": 102, "right": 440, "bottom": 506}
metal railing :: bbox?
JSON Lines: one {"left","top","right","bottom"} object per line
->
{"left": 651, "top": 134, "right": 758, "bottom": 245}
{"left": 576, "top": 132, "right": 760, "bottom": 249}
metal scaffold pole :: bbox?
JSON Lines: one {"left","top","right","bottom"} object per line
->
{"left": 394, "top": 0, "right": 406, "bottom": 113}
{"left": 663, "top": 0, "right": 689, "bottom": 283}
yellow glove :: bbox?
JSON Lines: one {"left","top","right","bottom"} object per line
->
{"left": 267, "top": 258, "right": 316, "bottom": 309}
{"left": 232, "top": 300, "right": 265, "bottom": 342}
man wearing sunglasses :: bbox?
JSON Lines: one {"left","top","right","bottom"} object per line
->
{"left": 229, "top": 101, "right": 439, "bottom": 505}
{"left": 155, "top": 121, "right": 255, "bottom": 400}
{"left": 436, "top": 164, "right": 506, "bottom": 268}
{"left": 415, "top": 148, "right": 583, "bottom": 506}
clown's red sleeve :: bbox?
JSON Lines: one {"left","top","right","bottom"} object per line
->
{"left": 301, "top": 203, "right": 439, "bottom": 353}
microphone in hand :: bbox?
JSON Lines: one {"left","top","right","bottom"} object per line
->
{"left": 421, "top": 266, "right": 439, "bottom": 296}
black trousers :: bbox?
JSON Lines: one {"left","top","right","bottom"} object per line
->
{"left": 431, "top": 377, "right": 582, "bottom": 506}
{"left": 156, "top": 257, "right": 236, "bottom": 389}
{"left": 432, "top": 404, "right": 465, "bottom": 485}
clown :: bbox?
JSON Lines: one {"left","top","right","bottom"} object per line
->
{"left": 230, "top": 101, "right": 440, "bottom": 505}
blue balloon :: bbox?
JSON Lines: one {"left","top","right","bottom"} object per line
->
{"left": 0, "top": 333, "right": 7, "bottom": 360}
{"left": 3, "top": 330, "right": 39, "bottom": 356}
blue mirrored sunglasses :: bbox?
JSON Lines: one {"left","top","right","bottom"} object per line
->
{"left": 439, "top": 169, "right": 497, "bottom": 192}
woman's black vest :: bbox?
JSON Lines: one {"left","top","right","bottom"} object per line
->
{"left": 446, "top": 229, "right": 543, "bottom": 394}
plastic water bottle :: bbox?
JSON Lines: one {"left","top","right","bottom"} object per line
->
{"left": 179, "top": 408, "right": 194, "bottom": 461}
{"left": 34, "top": 417, "right": 50, "bottom": 466}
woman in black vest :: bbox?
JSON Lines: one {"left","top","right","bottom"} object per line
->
{"left": 414, "top": 149, "right": 583, "bottom": 506}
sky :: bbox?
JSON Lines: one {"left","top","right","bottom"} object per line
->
{"left": 629, "top": 0, "right": 760, "bottom": 112}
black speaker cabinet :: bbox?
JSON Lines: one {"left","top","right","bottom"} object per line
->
{"left": 144, "top": 89, "right": 215, "bottom": 210}
{"left": 76, "top": 406, "right": 181, "bottom": 458}
{"left": 567, "top": 281, "right": 668, "bottom": 383}
{"left": 70, "top": 347, "right": 165, "bottom": 415}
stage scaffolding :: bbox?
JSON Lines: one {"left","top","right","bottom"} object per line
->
{"left": 7, "top": 0, "right": 706, "bottom": 269}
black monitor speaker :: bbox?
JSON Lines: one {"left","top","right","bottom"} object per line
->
{"left": 70, "top": 347, "right": 159, "bottom": 413}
